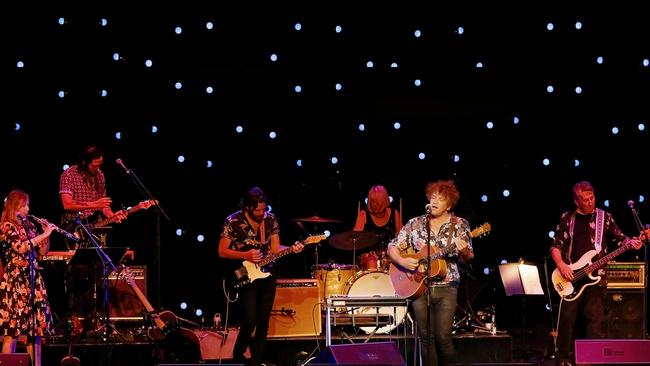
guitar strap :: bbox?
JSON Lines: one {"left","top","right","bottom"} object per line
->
{"left": 567, "top": 208, "right": 604, "bottom": 263}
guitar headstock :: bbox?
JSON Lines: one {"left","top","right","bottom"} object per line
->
{"left": 303, "top": 233, "right": 327, "bottom": 245}
{"left": 470, "top": 222, "right": 491, "bottom": 238}
{"left": 136, "top": 200, "right": 158, "bottom": 210}
{"left": 118, "top": 265, "right": 137, "bottom": 286}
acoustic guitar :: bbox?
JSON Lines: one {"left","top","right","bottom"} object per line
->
{"left": 389, "top": 222, "right": 491, "bottom": 299}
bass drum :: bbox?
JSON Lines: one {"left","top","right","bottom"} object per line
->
{"left": 344, "top": 270, "right": 407, "bottom": 334}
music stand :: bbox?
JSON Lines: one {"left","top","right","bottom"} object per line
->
{"left": 499, "top": 260, "right": 544, "bottom": 359}
{"left": 69, "top": 247, "right": 128, "bottom": 340}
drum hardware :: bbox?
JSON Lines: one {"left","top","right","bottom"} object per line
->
{"left": 328, "top": 231, "right": 378, "bottom": 266}
{"left": 291, "top": 215, "right": 343, "bottom": 224}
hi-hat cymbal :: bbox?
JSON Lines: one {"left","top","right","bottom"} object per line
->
{"left": 291, "top": 215, "right": 343, "bottom": 223}
{"left": 328, "top": 231, "right": 378, "bottom": 251}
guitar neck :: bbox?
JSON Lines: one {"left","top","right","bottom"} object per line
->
{"left": 258, "top": 247, "right": 293, "bottom": 267}
{"left": 90, "top": 206, "right": 140, "bottom": 228}
{"left": 585, "top": 243, "right": 631, "bottom": 274}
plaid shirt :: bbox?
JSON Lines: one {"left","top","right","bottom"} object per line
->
{"left": 59, "top": 165, "right": 107, "bottom": 222}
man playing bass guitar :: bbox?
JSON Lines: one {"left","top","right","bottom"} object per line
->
{"left": 218, "top": 187, "right": 304, "bottom": 366}
{"left": 550, "top": 181, "right": 642, "bottom": 366}
{"left": 387, "top": 180, "right": 474, "bottom": 366}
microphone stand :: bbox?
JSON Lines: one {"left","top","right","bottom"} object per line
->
{"left": 118, "top": 160, "right": 170, "bottom": 309}
{"left": 74, "top": 217, "right": 124, "bottom": 366}
{"left": 425, "top": 214, "right": 432, "bottom": 364}
{"left": 19, "top": 216, "right": 38, "bottom": 365}
{"left": 629, "top": 204, "right": 648, "bottom": 338}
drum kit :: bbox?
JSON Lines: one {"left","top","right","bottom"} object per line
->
{"left": 292, "top": 215, "right": 406, "bottom": 334}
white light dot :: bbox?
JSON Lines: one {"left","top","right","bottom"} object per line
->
{"left": 100, "top": 18, "right": 108, "bottom": 27}
{"left": 483, "top": 267, "right": 490, "bottom": 275}
{"left": 575, "top": 86, "right": 582, "bottom": 94}
{"left": 546, "top": 85, "right": 554, "bottom": 93}
{"left": 453, "top": 155, "right": 460, "bottom": 163}
{"left": 596, "top": 56, "right": 604, "bottom": 65}
{"left": 197, "top": 234, "right": 205, "bottom": 242}
{"left": 486, "top": 121, "right": 494, "bottom": 129}
{"left": 195, "top": 309, "right": 203, "bottom": 317}
{"left": 14, "top": 123, "right": 21, "bottom": 131}
{"left": 206, "top": 160, "right": 212, "bottom": 168}
{"left": 206, "top": 86, "right": 214, "bottom": 94}
{"left": 58, "top": 91, "right": 66, "bottom": 98}
{"left": 100, "top": 89, "right": 108, "bottom": 97}
{"left": 366, "top": 61, "right": 374, "bottom": 68}
{"left": 331, "top": 157, "right": 338, "bottom": 164}
{"left": 643, "top": 59, "right": 649, "bottom": 67}
{"left": 58, "top": 17, "right": 65, "bottom": 26}
{"left": 294, "top": 23, "right": 302, "bottom": 31}
{"left": 418, "top": 152, "right": 426, "bottom": 160}
{"left": 335, "top": 25, "right": 342, "bottom": 33}
{"left": 176, "top": 229, "right": 183, "bottom": 236}
{"left": 604, "top": 199, "right": 610, "bottom": 207}
{"left": 145, "top": 59, "right": 153, "bottom": 67}
{"left": 611, "top": 127, "right": 619, "bottom": 134}
{"left": 500, "top": 259, "right": 508, "bottom": 265}
{"left": 151, "top": 125, "right": 158, "bottom": 133}
{"left": 115, "top": 132, "right": 121, "bottom": 140}
{"left": 414, "top": 29, "right": 422, "bottom": 38}
{"left": 180, "top": 302, "right": 187, "bottom": 310}
{"left": 502, "top": 189, "right": 510, "bottom": 197}
{"left": 574, "top": 159, "right": 580, "bottom": 167}
{"left": 175, "top": 26, "right": 183, "bottom": 34}
{"left": 475, "top": 62, "right": 483, "bottom": 68}
{"left": 389, "top": 196, "right": 394, "bottom": 203}
{"left": 639, "top": 195, "right": 645, "bottom": 203}
{"left": 62, "top": 164, "right": 70, "bottom": 171}
{"left": 324, "top": 230, "right": 331, "bottom": 237}
{"left": 206, "top": 21, "right": 214, "bottom": 30}
{"left": 270, "top": 53, "right": 278, "bottom": 62}
{"left": 545, "top": 303, "right": 552, "bottom": 311}
{"left": 548, "top": 231, "right": 555, "bottom": 238}
{"left": 543, "top": 158, "right": 550, "bottom": 166}
{"left": 177, "top": 155, "right": 185, "bottom": 163}
{"left": 481, "top": 195, "right": 488, "bottom": 202}
{"left": 358, "top": 124, "right": 365, "bottom": 131}
{"left": 638, "top": 123, "right": 645, "bottom": 131}
{"left": 393, "top": 122, "right": 401, "bottom": 129}
{"left": 414, "top": 79, "right": 422, "bottom": 86}
{"left": 269, "top": 131, "right": 277, "bottom": 139}
{"left": 335, "top": 83, "right": 342, "bottom": 91}
{"left": 457, "top": 26, "right": 464, "bottom": 35}
{"left": 390, "top": 62, "right": 398, "bottom": 68}
{"left": 16, "top": 61, "right": 25, "bottom": 68}
{"left": 296, "top": 160, "right": 302, "bottom": 167}
{"left": 575, "top": 21, "right": 582, "bottom": 30}
{"left": 513, "top": 116, "right": 520, "bottom": 124}
{"left": 175, "top": 82, "right": 183, "bottom": 89}
{"left": 112, "top": 53, "right": 120, "bottom": 61}
{"left": 236, "top": 126, "right": 244, "bottom": 133}
{"left": 294, "top": 85, "right": 302, "bottom": 93}
{"left": 546, "top": 22, "right": 554, "bottom": 31}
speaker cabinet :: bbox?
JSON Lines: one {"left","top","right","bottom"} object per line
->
{"left": 575, "top": 339, "right": 650, "bottom": 365}
{"left": 606, "top": 289, "right": 645, "bottom": 338}
{"left": 105, "top": 265, "right": 148, "bottom": 320}
{"left": 315, "top": 341, "right": 405, "bottom": 365}
{"left": 0, "top": 353, "right": 31, "bottom": 366}
{"left": 268, "top": 279, "right": 321, "bottom": 337}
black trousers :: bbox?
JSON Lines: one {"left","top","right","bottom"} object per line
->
{"left": 233, "top": 276, "right": 276, "bottom": 366}
{"left": 556, "top": 285, "right": 607, "bottom": 361}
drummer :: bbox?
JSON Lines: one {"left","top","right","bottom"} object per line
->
{"left": 353, "top": 185, "right": 402, "bottom": 270}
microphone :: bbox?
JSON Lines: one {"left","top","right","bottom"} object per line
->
{"left": 425, "top": 204, "right": 432, "bottom": 214}
{"left": 115, "top": 158, "right": 131, "bottom": 173}
{"left": 628, "top": 200, "right": 636, "bottom": 209}
{"left": 16, "top": 213, "right": 28, "bottom": 223}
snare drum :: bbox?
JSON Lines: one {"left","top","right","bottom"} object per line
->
{"left": 313, "top": 264, "right": 355, "bottom": 303}
{"left": 344, "top": 270, "right": 407, "bottom": 334}
{"left": 359, "top": 251, "right": 379, "bottom": 271}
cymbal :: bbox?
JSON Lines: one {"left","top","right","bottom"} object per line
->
{"left": 291, "top": 215, "right": 343, "bottom": 223}
{"left": 328, "top": 231, "right": 378, "bottom": 251}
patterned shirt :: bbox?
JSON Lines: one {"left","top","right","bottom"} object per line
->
{"left": 59, "top": 165, "right": 107, "bottom": 222}
{"left": 388, "top": 214, "right": 472, "bottom": 285}
{"left": 221, "top": 210, "right": 279, "bottom": 255}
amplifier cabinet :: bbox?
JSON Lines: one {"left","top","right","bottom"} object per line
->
{"left": 103, "top": 265, "right": 148, "bottom": 320}
{"left": 607, "top": 262, "right": 645, "bottom": 289}
{"left": 606, "top": 288, "right": 646, "bottom": 339}
{"left": 268, "top": 279, "right": 321, "bottom": 338}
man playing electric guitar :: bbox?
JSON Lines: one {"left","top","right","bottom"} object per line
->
{"left": 550, "top": 181, "right": 642, "bottom": 366}
{"left": 218, "top": 187, "right": 304, "bottom": 366}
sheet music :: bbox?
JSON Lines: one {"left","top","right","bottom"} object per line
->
{"left": 498, "top": 262, "right": 544, "bottom": 296}
{"left": 518, "top": 263, "right": 544, "bottom": 295}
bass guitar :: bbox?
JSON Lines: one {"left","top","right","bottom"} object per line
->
{"left": 551, "top": 229, "right": 648, "bottom": 301}
{"left": 86, "top": 199, "right": 157, "bottom": 230}
{"left": 118, "top": 265, "right": 178, "bottom": 340}
{"left": 389, "top": 223, "right": 491, "bottom": 299}
{"left": 227, "top": 234, "right": 326, "bottom": 289}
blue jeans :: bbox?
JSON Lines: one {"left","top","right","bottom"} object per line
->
{"left": 411, "top": 285, "right": 457, "bottom": 366}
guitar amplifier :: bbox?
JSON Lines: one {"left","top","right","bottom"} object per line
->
{"left": 268, "top": 279, "right": 321, "bottom": 337}
{"left": 104, "top": 265, "right": 147, "bottom": 320}
{"left": 606, "top": 262, "right": 645, "bottom": 289}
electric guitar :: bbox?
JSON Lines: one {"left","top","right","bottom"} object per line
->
{"left": 551, "top": 229, "right": 648, "bottom": 301}
{"left": 85, "top": 199, "right": 158, "bottom": 230}
{"left": 226, "top": 234, "right": 326, "bottom": 289}
{"left": 118, "top": 265, "right": 178, "bottom": 340}
{"left": 389, "top": 223, "right": 491, "bottom": 299}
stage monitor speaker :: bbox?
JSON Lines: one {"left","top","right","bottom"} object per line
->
{"left": 315, "top": 341, "right": 405, "bottom": 365}
{"left": 606, "top": 289, "right": 645, "bottom": 338}
{"left": 105, "top": 265, "right": 147, "bottom": 320}
{"left": 0, "top": 353, "right": 31, "bottom": 366}
{"left": 268, "top": 279, "right": 321, "bottom": 337}
{"left": 575, "top": 339, "right": 650, "bottom": 365}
